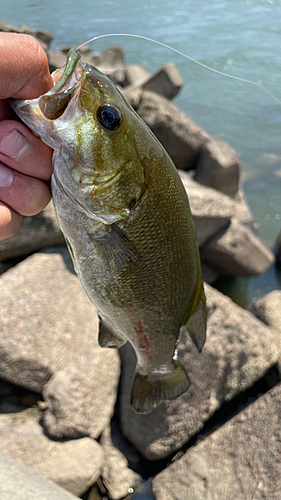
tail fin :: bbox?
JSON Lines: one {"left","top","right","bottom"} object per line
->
{"left": 131, "top": 361, "right": 190, "bottom": 413}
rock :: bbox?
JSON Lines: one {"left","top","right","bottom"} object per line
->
{"left": 152, "top": 383, "right": 281, "bottom": 500}
{"left": 119, "top": 284, "right": 278, "bottom": 460}
{"left": 125, "top": 64, "right": 150, "bottom": 86}
{"left": 0, "top": 247, "right": 117, "bottom": 393}
{"left": 121, "top": 86, "right": 142, "bottom": 109}
{"left": 200, "top": 218, "right": 275, "bottom": 276}
{"left": 0, "top": 202, "right": 64, "bottom": 261}
{"left": 33, "top": 29, "right": 54, "bottom": 47}
{"left": 48, "top": 50, "right": 67, "bottom": 72}
{"left": 0, "top": 411, "right": 103, "bottom": 496}
{"left": 251, "top": 290, "right": 281, "bottom": 335}
{"left": 200, "top": 263, "right": 219, "bottom": 284}
{"left": 0, "top": 450, "right": 78, "bottom": 500}
{"left": 194, "top": 140, "right": 241, "bottom": 198}
{"left": 179, "top": 170, "right": 235, "bottom": 247}
{"left": 137, "top": 91, "right": 210, "bottom": 170}
{"left": 99, "top": 45, "right": 125, "bottom": 71}
{"left": 99, "top": 426, "right": 141, "bottom": 499}
{"left": 276, "top": 230, "right": 281, "bottom": 264}
{"left": 234, "top": 189, "right": 253, "bottom": 227}
{"left": 43, "top": 349, "right": 120, "bottom": 439}
{"left": 0, "top": 21, "right": 50, "bottom": 51}
{"left": 139, "top": 63, "right": 184, "bottom": 100}
{"left": 107, "top": 68, "right": 128, "bottom": 87}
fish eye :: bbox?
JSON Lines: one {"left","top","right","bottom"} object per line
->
{"left": 97, "top": 104, "right": 122, "bottom": 131}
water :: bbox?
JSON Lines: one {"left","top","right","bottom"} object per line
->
{"left": 1, "top": 0, "right": 281, "bottom": 306}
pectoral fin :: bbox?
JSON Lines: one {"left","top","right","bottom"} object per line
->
{"left": 182, "top": 282, "right": 207, "bottom": 352}
{"left": 98, "top": 318, "right": 126, "bottom": 348}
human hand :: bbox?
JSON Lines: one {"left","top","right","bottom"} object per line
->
{"left": 0, "top": 33, "right": 53, "bottom": 242}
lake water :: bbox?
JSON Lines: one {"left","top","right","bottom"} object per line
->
{"left": 1, "top": 0, "right": 281, "bottom": 306}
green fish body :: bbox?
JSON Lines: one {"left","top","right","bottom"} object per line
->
{"left": 10, "top": 49, "right": 207, "bottom": 413}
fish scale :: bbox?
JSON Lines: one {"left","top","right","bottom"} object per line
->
{"left": 10, "top": 48, "right": 207, "bottom": 413}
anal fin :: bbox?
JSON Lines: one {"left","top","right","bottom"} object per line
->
{"left": 98, "top": 318, "right": 126, "bottom": 348}
{"left": 131, "top": 360, "right": 190, "bottom": 413}
{"left": 183, "top": 282, "right": 207, "bottom": 352}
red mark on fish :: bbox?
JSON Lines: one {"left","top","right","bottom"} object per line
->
{"left": 122, "top": 306, "right": 152, "bottom": 361}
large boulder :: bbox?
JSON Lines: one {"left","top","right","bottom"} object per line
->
{"left": 119, "top": 284, "right": 278, "bottom": 460}
{"left": 43, "top": 349, "right": 120, "bottom": 439}
{"left": 194, "top": 139, "right": 241, "bottom": 198}
{"left": 179, "top": 170, "right": 234, "bottom": 247}
{"left": 0, "top": 411, "right": 103, "bottom": 496}
{"left": 200, "top": 218, "right": 274, "bottom": 276}
{"left": 137, "top": 91, "right": 210, "bottom": 170}
{"left": 0, "top": 202, "right": 64, "bottom": 261}
{"left": 0, "top": 247, "right": 119, "bottom": 395}
{"left": 251, "top": 290, "right": 281, "bottom": 336}
{"left": 0, "top": 450, "right": 78, "bottom": 500}
{"left": 152, "top": 382, "right": 281, "bottom": 500}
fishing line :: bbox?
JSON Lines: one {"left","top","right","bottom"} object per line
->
{"left": 77, "top": 33, "right": 281, "bottom": 105}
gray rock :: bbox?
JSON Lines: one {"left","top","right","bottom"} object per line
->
{"left": 107, "top": 68, "right": 128, "bottom": 87}
{"left": 194, "top": 140, "right": 241, "bottom": 198}
{"left": 200, "top": 218, "right": 275, "bottom": 276}
{"left": 234, "top": 189, "right": 253, "bottom": 227}
{"left": 33, "top": 29, "right": 54, "bottom": 47}
{"left": 140, "top": 63, "right": 184, "bottom": 100}
{"left": 48, "top": 50, "right": 67, "bottom": 72}
{"left": 137, "top": 91, "right": 211, "bottom": 170}
{"left": 0, "top": 247, "right": 110, "bottom": 393}
{"left": 99, "top": 45, "right": 125, "bottom": 71}
{"left": 0, "top": 202, "right": 64, "bottom": 261}
{"left": 152, "top": 383, "right": 281, "bottom": 500}
{"left": 200, "top": 263, "right": 219, "bottom": 285}
{"left": 179, "top": 170, "right": 235, "bottom": 246}
{"left": 0, "top": 21, "right": 49, "bottom": 51}
{"left": 125, "top": 64, "right": 150, "bottom": 87}
{"left": 251, "top": 290, "right": 281, "bottom": 335}
{"left": 100, "top": 426, "right": 141, "bottom": 500}
{"left": 121, "top": 86, "right": 143, "bottom": 109}
{"left": 0, "top": 411, "right": 103, "bottom": 496}
{"left": 43, "top": 349, "right": 120, "bottom": 439}
{"left": 0, "top": 450, "right": 78, "bottom": 500}
{"left": 119, "top": 284, "right": 278, "bottom": 460}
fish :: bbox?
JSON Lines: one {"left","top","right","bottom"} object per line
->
{"left": 10, "top": 48, "right": 207, "bottom": 413}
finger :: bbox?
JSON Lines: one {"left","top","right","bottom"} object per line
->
{"left": 0, "top": 120, "right": 53, "bottom": 181}
{"left": 0, "top": 163, "right": 51, "bottom": 216}
{"left": 0, "top": 201, "right": 22, "bottom": 241}
{"left": 0, "top": 33, "right": 53, "bottom": 99}
{"left": 0, "top": 100, "right": 14, "bottom": 121}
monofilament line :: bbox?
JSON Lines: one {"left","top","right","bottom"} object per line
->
{"left": 77, "top": 33, "right": 281, "bottom": 105}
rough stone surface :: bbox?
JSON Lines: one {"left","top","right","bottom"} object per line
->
{"left": 0, "top": 450, "right": 78, "bottom": 500}
{"left": 194, "top": 139, "right": 241, "bottom": 198}
{"left": 179, "top": 170, "right": 234, "bottom": 247}
{"left": 119, "top": 284, "right": 278, "bottom": 460}
{"left": 43, "top": 349, "right": 120, "bottom": 439}
{"left": 122, "top": 85, "right": 142, "bottom": 109}
{"left": 152, "top": 383, "right": 281, "bottom": 500}
{"left": 234, "top": 189, "right": 253, "bottom": 227}
{"left": 251, "top": 290, "right": 281, "bottom": 335}
{"left": 0, "top": 247, "right": 117, "bottom": 393}
{"left": 99, "top": 45, "right": 125, "bottom": 71}
{"left": 125, "top": 64, "right": 150, "bottom": 86}
{"left": 100, "top": 426, "right": 141, "bottom": 499}
{"left": 0, "top": 411, "right": 103, "bottom": 496}
{"left": 141, "top": 63, "right": 183, "bottom": 100}
{"left": 200, "top": 218, "right": 275, "bottom": 276}
{"left": 0, "top": 202, "right": 64, "bottom": 261}
{"left": 137, "top": 91, "right": 210, "bottom": 170}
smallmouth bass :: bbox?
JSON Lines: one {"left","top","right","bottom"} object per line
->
{"left": 10, "top": 49, "right": 207, "bottom": 413}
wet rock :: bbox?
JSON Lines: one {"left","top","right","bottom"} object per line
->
{"left": 0, "top": 411, "right": 103, "bottom": 496}
{"left": 200, "top": 218, "right": 274, "bottom": 276}
{"left": 139, "top": 63, "right": 183, "bottom": 100}
{"left": 0, "top": 202, "right": 64, "bottom": 261}
{"left": 251, "top": 290, "right": 281, "bottom": 335}
{"left": 194, "top": 140, "right": 241, "bottom": 198}
{"left": 0, "top": 450, "right": 78, "bottom": 500}
{"left": 125, "top": 64, "right": 150, "bottom": 87}
{"left": 152, "top": 382, "right": 281, "bottom": 500}
{"left": 0, "top": 247, "right": 106, "bottom": 393}
{"left": 119, "top": 284, "right": 278, "bottom": 460}
{"left": 179, "top": 170, "right": 235, "bottom": 247}
{"left": 48, "top": 50, "right": 67, "bottom": 72}
{"left": 43, "top": 349, "right": 120, "bottom": 439}
{"left": 137, "top": 91, "right": 210, "bottom": 170}
{"left": 99, "top": 426, "right": 141, "bottom": 499}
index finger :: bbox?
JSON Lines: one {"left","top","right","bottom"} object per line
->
{"left": 0, "top": 33, "right": 53, "bottom": 100}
